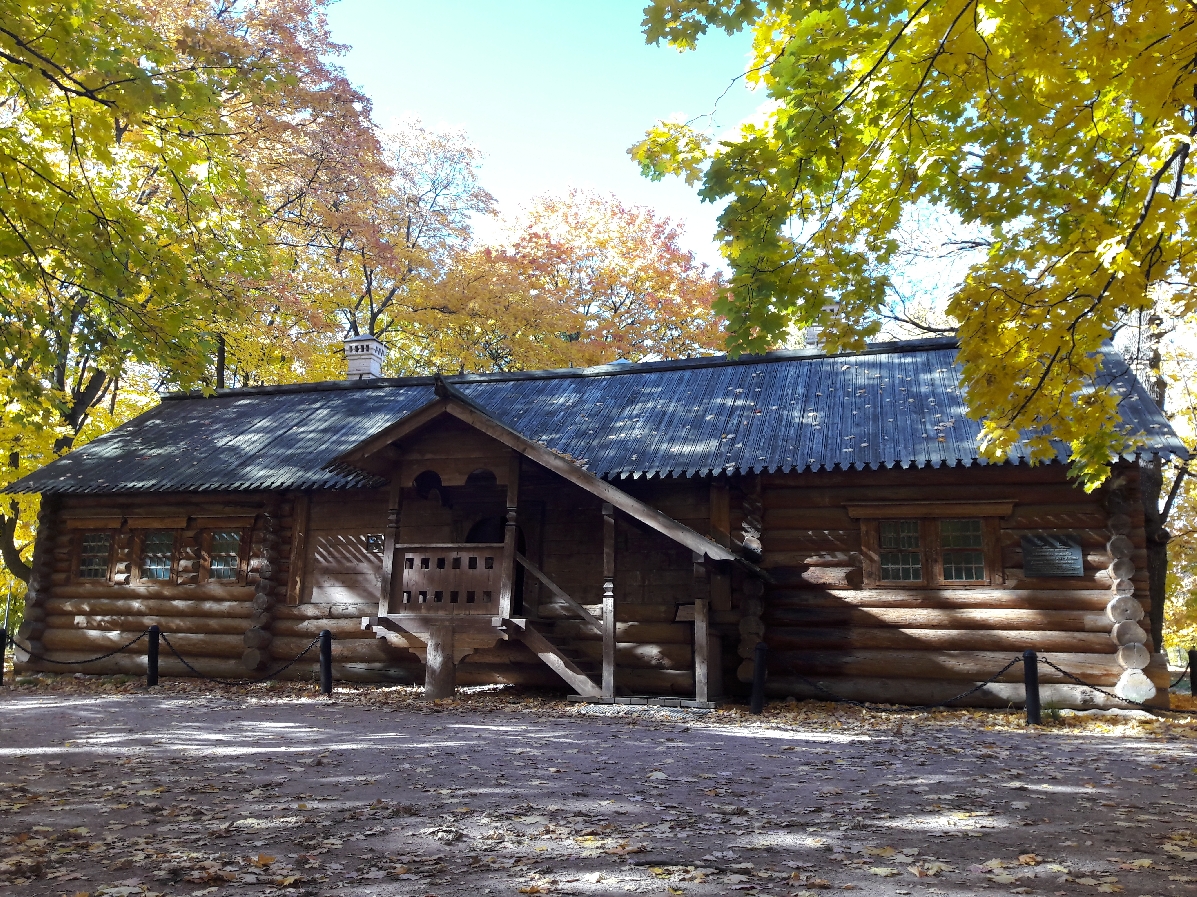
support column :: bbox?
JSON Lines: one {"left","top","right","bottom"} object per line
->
{"left": 499, "top": 453, "right": 521, "bottom": 619}
{"left": 379, "top": 478, "right": 403, "bottom": 615}
{"left": 425, "top": 624, "right": 456, "bottom": 699}
{"left": 694, "top": 597, "right": 709, "bottom": 704}
{"left": 602, "top": 502, "right": 616, "bottom": 699}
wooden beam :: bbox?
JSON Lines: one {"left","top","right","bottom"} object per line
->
{"left": 694, "top": 597, "right": 709, "bottom": 703}
{"left": 846, "top": 500, "right": 1016, "bottom": 519}
{"left": 378, "top": 479, "right": 402, "bottom": 615}
{"left": 441, "top": 403, "right": 740, "bottom": 564}
{"left": 499, "top": 452, "right": 520, "bottom": 619}
{"left": 515, "top": 553, "right": 600, "bottom": 630}
{"left": 286, "top": 493, "right": 309, "bottom": 606}
{"left": 710, "top": 480, "right": 730, "bottom": 548}
{"left": 602, "top": 502, "right": 615, "bottom": 700}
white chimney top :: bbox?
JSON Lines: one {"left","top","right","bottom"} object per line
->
{"left": 344, "top": 334, "right": 387, "bottom": 380}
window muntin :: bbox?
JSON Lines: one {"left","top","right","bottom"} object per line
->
{"left": 940, "top": 518, "right": 985, "bottom": 581}
{"left": 77, "top": 533, "right": 111, "bottom": 580}
{"left": 141, "top": 530, "right": 175, "bottom": 581}
{"left": 879, "top": 519, "right": 922, "bottom": 582}
{"left": 208, "top": 530, "right": 242, "bottom": 581}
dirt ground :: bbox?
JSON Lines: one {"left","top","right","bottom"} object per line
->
{"left": 2, "top": 676, "right": 1197, "bottom": 897}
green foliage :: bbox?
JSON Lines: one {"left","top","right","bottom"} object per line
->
{"left": 633, "top": 0, "right": 1197, "bottom": 486}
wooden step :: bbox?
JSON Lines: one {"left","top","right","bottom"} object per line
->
{"left": 509, "top": 619, "right": 602, "bottom": 698}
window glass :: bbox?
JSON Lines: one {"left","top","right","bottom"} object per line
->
{"left": 78, "top": 533, "right": 111, "bottom": 580}
{"left": 879, "top": 519, "right": 922, "bottom": 581}
{"left": 941, "top": 518, "right": 985, "bottom": 581}
{"left": 142, "top": 531, "right": 175, "bottom": 580}
{"left": 209, "top": 531, "right": 242, "bottom": 581}
{"left": 366, "top": 533, "right": 384, "bottom": 555}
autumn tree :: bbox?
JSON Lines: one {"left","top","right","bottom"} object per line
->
{"left": 633, "top": 0, "right": 1195, "bottom": 485}
{"left": 506, "top": 190, "right": 726, "bottom": 363}
{"left": 0, "top": 0, "right": 380, "bottom": 581}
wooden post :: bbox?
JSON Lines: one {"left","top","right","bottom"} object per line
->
{"left": 750, "top": 640, "right": 767, "bottom": 714}
{"left": 319, "top": 629, "right": 333, "bottom": 695}
{"left": 378, "top": 479, "right": 403, "bottom": 615}
{"left": 710, "top": 479, "right": 731, "bottom": 548}
{"left": 147, "top": 625, "right": 160, "bottom": 687}
{"left": 1023, "top": 649, "right": 1040, "bottom": 725}
{"left": 694, "top": 597, "right": 709, "bottom": 704}
{"left": 499, "top": 454, "right": 521, "bottom": 619}
{"left": 602, "top": 502, "right": 615, "bottom": 700}
{"left": 425, "top": 624, "right": 456, "bottom": 699}
{"left": 286, "top": 493, "right": 310, "bottom": 606}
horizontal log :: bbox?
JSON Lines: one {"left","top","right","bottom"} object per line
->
{"left": 272, "top": 618, "right": 379, "bottom": 639}
{"left": 50, "top": 584, "right": 254, "bottom": 601}
{"left": 762, "top": 484, "right": 1088, "bottom": 510}
{"left": 272, "top": 602, "right": 378, "bottom": 620}
{"left": 574, "top": 640, "right": 691, "bottom": 670}
{"left": 761, "top": 534, "right": 862, "bottom": 556}
{"left": 40, "top": 628, "right": 246, "bottom": 659}
{"left": 1002, "top": 547, "right": 1144, "bottom": 570}
{"left": 540, "top": 602, "right": 676, "bottom": 624}
{"left": 1001, "top": 529, "right": 1146, "bottom": 550}
{"left": 762, "top": 676, "right": 1168, "bottom": 710}
{"left": 765, "top": 588, "right": 1116, "bottom": 611}
{"left": 456, "top": 662, "right": 565, "bottom": 688}
{"left": 1002, "top": 568, "right": 1119, "bottom": 589}
{"left": 767, "top": 626, "right": 1115, "bottom": 653}
{"left": 44, "top": 615, "right": 247, "bottom": 635}
{"left": 763, "top": 606, "right": 1112, "bottom": 632}
{"left": 760, "top": 464, "right": 1079, "bottom": 490}
{"left": 766, "top": 649, "right": 1134, "bottom": 685}
{"left": 551, "top": 621, "right": 693, "bottom": 644}
{"left": 269, "top": 636, "right": 408, "bottom": 663}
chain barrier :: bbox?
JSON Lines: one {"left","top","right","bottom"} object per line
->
{"left": 5, "top": 628, "right": 321, "bottom": 687}
{"left": 160, "top": 631, "right": 321, "bottom": 686}
{"left": 7, "top": 629, "right": 149, "bottom": 666}
{"left": 787, "top": 655, "right": 1026, "bottom": 713}
{"left": 1034, "top": 656, "right": 1188, "bottom": 715}
{"left": 1170, "top": 657, "right": 1191, "bottom": 689}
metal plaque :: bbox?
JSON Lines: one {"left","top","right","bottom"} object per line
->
{"left": 1021, "top": 535, "right": 1084, "bottom": 578}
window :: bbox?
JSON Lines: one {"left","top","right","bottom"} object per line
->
{"left": 879, "top": 520, "right": 922, "bottom": 582}
{"left": 77, "top": 533, "right": 112, "bottom": 580}
{"left": 940, "top": 519, "right": 986, "bottom": 581}
{"left": 855, "top": 507, "right": 1004, "bottom": 587}
{"left": 208, "top": 531, "right": 242, "bottom": 581}
{"left": 141, "top": 530, "right": 175, "bottom": 581}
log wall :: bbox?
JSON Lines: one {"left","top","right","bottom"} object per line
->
{"left": 18, "top": 458, "right": 1167, "bottom": 709}
{"left": 754, "top": 461, "right": 1169, "bottom": 708}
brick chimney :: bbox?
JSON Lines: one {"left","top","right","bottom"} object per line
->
{"left": 344, "top": 335, "right": 387, "bottom": 380}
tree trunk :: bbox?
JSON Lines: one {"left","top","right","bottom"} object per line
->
{"left": 1140, "top": 312, "right": 1168, "bottom": 650}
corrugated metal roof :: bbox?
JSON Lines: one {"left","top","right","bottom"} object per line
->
{"left": 10, "top": 338, "right": 1186, "bottom": 494}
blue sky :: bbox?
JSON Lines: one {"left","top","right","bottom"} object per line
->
{"left": 324, "top": 0, "right": 759, "bottom": 268}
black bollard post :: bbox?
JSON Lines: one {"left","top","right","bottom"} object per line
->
{"left": 0, "top": 630, "right": 6, "bottom": 687}
{"left": 147, "top": 626, "right": 160, "bottom": 687}
{"left": 1188, "top": 648, "right": 1196, "bottom": 691}
{"left": 750, "top": 641, "right": 767, "bottom": 714}
{"left": 319, "top": 629, "right": 333, "bottom": 696}
{"left": 1023, "top": 649, "right": 1040, "bottom": 725}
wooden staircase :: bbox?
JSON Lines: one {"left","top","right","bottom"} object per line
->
{"left": 507, "top": 618, "right": 603, "bottom": 698}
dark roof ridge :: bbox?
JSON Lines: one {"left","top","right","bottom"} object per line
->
{"left": 163, "top": 336, "right": 959, "bottom": 401}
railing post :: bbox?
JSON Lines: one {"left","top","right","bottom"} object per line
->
{"left": 146, "top": 625, "right": 160, "bottom": 687}
{"left": 319, "top": 629, "right": 333, "bottom": 695}
{"left": 750, "top": 640, "right": 767, "bottom": 714}
{"left": 1023, "top": 649, "right": 1040, "bottom": 725}
{"left": 1188, "top": 648, "right": 1196, "bottom": 690}
{"left": 0, "top": 629, "right": 7, "bottom": 687}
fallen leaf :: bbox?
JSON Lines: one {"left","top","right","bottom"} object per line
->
{"left": 869, "top": 867, "right": 899, "bottom": 877}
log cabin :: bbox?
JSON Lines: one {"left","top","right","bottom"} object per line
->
{"left": 8, "top": 336, "right": 1187, "bottom": 708}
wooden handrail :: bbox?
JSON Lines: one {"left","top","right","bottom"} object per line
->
{"left": 514, "top": 553, "right": 601, "bottom": 630}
